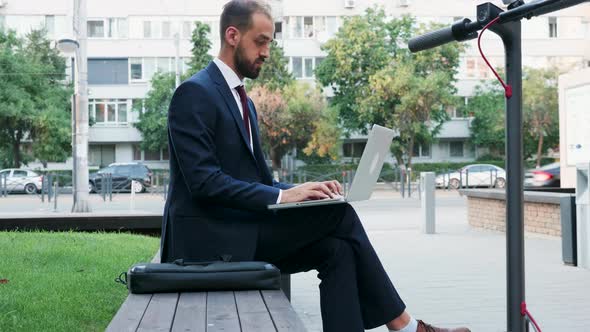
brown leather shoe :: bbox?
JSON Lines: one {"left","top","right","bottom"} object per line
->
{"left": 417, "top": 319, "right": 471, "bottom": 332}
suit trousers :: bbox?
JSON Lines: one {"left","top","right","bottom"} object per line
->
{"left": 254, "top": 203, "right": 406, "bottom": 331}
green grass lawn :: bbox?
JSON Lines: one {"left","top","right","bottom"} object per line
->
{"left": 0, "top": 231, "right": 159, "bottom": 332}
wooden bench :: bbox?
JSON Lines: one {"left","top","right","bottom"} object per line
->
{"left": 107, "top": 253, "right": 307, "bottom": 332}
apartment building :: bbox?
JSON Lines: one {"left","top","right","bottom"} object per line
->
{"left": 1, "top": 0, "right": 589, "bottom": 169}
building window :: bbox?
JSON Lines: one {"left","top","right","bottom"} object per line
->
{"left": 131, "top": 99, "right": 144, "bottom": 123}
{"left": 133, "top": 144, "right": 169, "bottom": 161}
{"left": 129, "top": 57, "right": 188, "bottom": 82}
{"left": 88, "top": 18, "right": 127, "bottom": 38}
{"left": 412, "top": 143, "right": 431, "bottom": 158}
{"left": 130, "top": 58, "right": 143, "bottom": 80}
{"left": 143, "top": 21, "right": 161, "bottom": 38}
{"left": 143, "top": 21, "right": 152, "bottom": 38}
{"left": 107, "top": 103, "right": 116, "bottom": 122}
{"left": 304, "top": 58, "right": 313, "bottom": 77}
{"left": 304, "top": 16, "right": 314, "bottom": 38}
{"left": 157, "top": 57, "right": 172, "bottom": 73}
{"left": 274, "top": 22, "right": 283, "bottom": 39}
{"left": 548, "top": 17, "right": 557, "bottom": 38}
{"left": 144, "top": 149, "right": 160, "bottom": 161}
{"left": 326, "top": 17, "right": 339, "bottom": 37}
{"left": 45, "top": 15, "right": 55, "bottom": 35}
{"left": 450, "top": 141, "right": 464, "bottom": 157}
{"left": 162, "top": 21, "right": 171, "bottom": 38}
{"left": 143, "top": 57, "right": 157, "bottom": 80}
{"left": 183, "top": 21, "right": 192, "bottom": 39}
{"left": 89, "top": 99, "right": 131, "bottom": 125}
{"left": 117, "top": 18, "right": 128, "bottom": 38}
{"left": 292, "top": 57, "right": 303, "bottom": 78}
{"left": 291, "top": 57, "right": 322, "bottom": 79}
{"left": 343, "top": 142, "right": 366, "bottom": 158}
{"left": 88, "top": 58, "right": 129, "bottom": 84}
{"left": 288, "top": 16, "right": 340, "bottom": 39}
{"left": 89, "top": 145, "right": 116, "bottom": 167}
{"left": 107, "top": 18, "right": 127, "bottom": 38}
{"left": 118, "top": 101, "right": 128, "bottom": 123}
{"left": 108, "top": 18, "right": 116, "bottom": 38}
{"left": 288, "top": 17, "right": 303, "bottom": 38}
{"left": 94, "top": 104, "right": 105, "bottom": 122}
{"left": 133, "top": 144, "right": 142, "bottom": 161}
{"left": 88, "top": 20, "right": 105, "bottom": 37}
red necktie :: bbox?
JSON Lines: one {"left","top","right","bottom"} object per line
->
{"left": 235, "top": 85, "right": 251, "bottom": 147}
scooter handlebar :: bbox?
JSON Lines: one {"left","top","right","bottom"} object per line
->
{"left": 408, "top": 26, "right": 455, "bottom": 53}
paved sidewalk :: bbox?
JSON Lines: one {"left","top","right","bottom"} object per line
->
{"left": 2, "top": 190, "right": 589, "bottom": 331}
{"left": 290, "top": 193, "right": 590, "bottom": 332}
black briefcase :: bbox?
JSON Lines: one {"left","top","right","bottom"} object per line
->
{"left": 117, "top": 258, "right": 282, "bottom": 294}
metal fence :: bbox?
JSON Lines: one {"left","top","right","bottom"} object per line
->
{"left": 0, "top": 167, "right": 506, "bottom": 205}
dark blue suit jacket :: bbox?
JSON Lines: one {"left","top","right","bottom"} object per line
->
{"left": 161, "top": 62, "right": 292, "bottom": 262}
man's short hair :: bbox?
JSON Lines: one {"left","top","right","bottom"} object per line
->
{"left": 220, "top": 0, "right": 273, "bottom": 45}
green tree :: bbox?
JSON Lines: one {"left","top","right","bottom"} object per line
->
{"left": 0, "top": 29, "right": 71, "bottom": 168}
{"left": 250, "top": 83, "right": 331, "bottom": 170}
{"left": 468, "top": 67, "right": 560, "bottom": 164}
{"left": 133, "top": 72, "right": 176, "bottom": 153}
{"left": 358, "top": 59, "right": 455, "bottom": 168}
{"left": 135, "top": 21, "right": 212, "bottom": 153}
{"left": 316, "top": 9, "right": 414, "bottom": 131}
{"left": 302, "top": 105, "right": 341, "bottom": 163}
{"left": 247, "top": 41, "right": 294, "bottom": 91}
{"left": 247, "top": 41, "right": 337, "bottom": 168}
{"left": 466, "top": 81, "right": 505, "bottom": 158}
{"left": 187, "top": 22, "right": 213, "bottom": 74}
{"left": 523, "top": 67, "right": 559, "bottom": 167}
{"left": 317, "top": 10, "right": 463, "bottom": 168}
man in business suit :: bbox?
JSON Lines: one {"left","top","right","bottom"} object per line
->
{"left": 161, "top": 1, "right": 470, "bottom": 331}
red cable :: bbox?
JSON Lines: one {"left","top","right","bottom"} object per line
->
{"left": 521, "top": 302, "right": 542, "bottom": 332}
{"left": 477, "top": 16, "right": 512, "bottom": 99}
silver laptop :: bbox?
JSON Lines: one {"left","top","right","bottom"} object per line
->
{"left": 268, "top": 124, "right": 395, "bottom": 210}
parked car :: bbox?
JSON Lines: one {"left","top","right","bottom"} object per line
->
{"left": 0, "top": 169, "right": 43, "bottom": 194}
{"left": 89, "top": 163, "right": 152, "bottom": 193}
{"left": 435, "top": 164, "right": 506, "bottom": 189}
{"left": 524, "top": 162, "right": 560, "bottom": 188}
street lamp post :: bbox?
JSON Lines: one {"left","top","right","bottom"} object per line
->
{"left": 57, "top": 0, "right": 91, "bottom": 212}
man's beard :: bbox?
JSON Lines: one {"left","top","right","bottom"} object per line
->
{"left": 234, "top": 43, "right": 263, "bottom": 79}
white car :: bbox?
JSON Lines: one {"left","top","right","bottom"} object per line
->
{"left": 435, "top": 164, "right": 506, "bottom": 189}
{"left": 0, "top": 169, "right": 43, "bottom": 194}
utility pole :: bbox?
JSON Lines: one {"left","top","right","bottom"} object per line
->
{"left": 72, "top": 0, "right": 91, "bottom": 212}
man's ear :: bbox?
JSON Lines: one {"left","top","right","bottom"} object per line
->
{"left": 224, "top": 26, "right": 240, "bottom": 47}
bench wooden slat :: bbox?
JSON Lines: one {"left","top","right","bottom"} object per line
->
{"left": 108, "top": 251, "right": 307, "bottom": 332}
{"left": 137, "top": 293, "right": 179, "bottom": 332}
{"left": 261, "top": 290, "right": 307, "bottom": 332}
{"left": 206, "top": 291, "right": 241, "bottom": 332}
{"left": 171, "top": 292, "right": 207, "bottom": 332}
{"left": 106, "top": 293, "right": 153, "bottom": 332}
{"left": 234, "top": 290, "right": 277, "bottom": 332}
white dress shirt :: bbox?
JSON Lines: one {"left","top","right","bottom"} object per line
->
{"left": 212, "top": 57, "right": 253, "bottom": 150}
{"left": 212, "top": 58, "right": 283, "bottom": 203}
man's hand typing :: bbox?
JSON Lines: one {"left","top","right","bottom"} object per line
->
{"left": 280, "top": 180, "right": 343, "bottom": 204}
